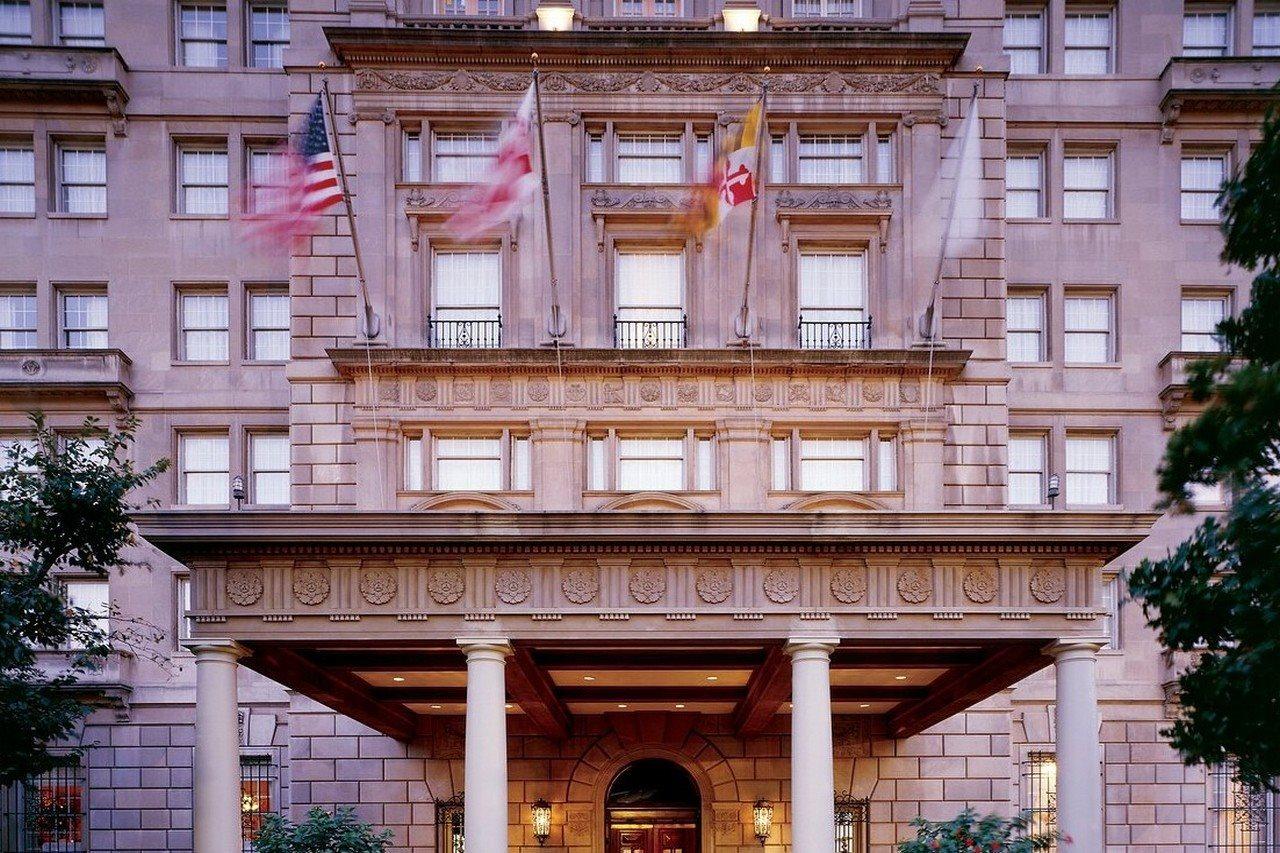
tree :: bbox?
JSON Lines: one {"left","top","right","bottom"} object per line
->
{"left": 1127, "top": 107, "right": 1280, "bottom": 791}
{"left": 0, "top": 413, "right": 168, "bottom": 786}
{"left": 251, "top": 807, "right": 393, "bottom": 853}
{"left": 895, "top": 809, "right": 1056, "bottom": 853}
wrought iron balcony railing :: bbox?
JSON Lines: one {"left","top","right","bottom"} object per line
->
{"left": 614, "top": 314, "right": 688, "bottom": 349}
{"left": 428, "top": 316, "right": 502, "bottom": 348}
{"left": 797, "top": 316, "right": 872, "bottom": 350}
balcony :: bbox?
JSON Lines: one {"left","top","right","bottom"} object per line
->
{"left": 0, "top": 349, "right": 133, "bottom": 411}
{"left": 428, "top": 316, "right": 502, "bottom": 348}
{"left": 0, "top": 46, "right": 129, "bottom": 135}
{"left": 1159, "top": 57, "right": 1280, "bottom": 135}
{"left": 797, "top": 317, "right": 872, "bottom": 350}
{"left": 614, "top": 315, "right": 688, "bottom": 349}
{"left": 1157, "top": 349, "right": 1235, "bottom": 429}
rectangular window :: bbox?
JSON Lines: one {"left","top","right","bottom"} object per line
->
{"left": 1184, "top": 11, "right": 1230, "bottom": 57}
{"left": 404, "top": 435, "right": 423, "bottom": 490}
{"left": 248, "top": 289, "right": 289, "bottom": 361}
{"left": 1064, "top": 293, "right": 1113, "bottom": 363}
{"left": 437, "top": 796, "right": 465, "bottom": 853}
{"left": 771, "top": 436, "right": 790, "bottom": 490}
{"left": 439, "top": 0, "right": 502, "bottom": 13}
{"left": 436, "top": 437, "right": 503, "bottom": 491}
{"left": 695, "top": 437, "right": 714, "bottom": 491}
{"left": 180, "top": 433, "right": 229, "bottom": 505}
{"left": 875, "top": 135, "right": 894, "bottom": 183}
{"left": 618, "top": 437, "right": 684, "bottom": 491}
{"left": 588, "top": 436, "right": 607, "bottom": 490}
{"left": 176, "top": 575, "right": 193, "bottom": 642}
{"left": 617, "top": 0, "right": 679, "bottom": 15}
{"left": 1181, "top": 294, "right": 1228, "bottom": 352}
{"left": 615, "top": 251, "right": 684, "bottom": 348}
{"left": 1181, "top": 153, "right": 1227, "bottom": 221}
{"left": 695, "top": 134, "right": 712, "bottom": 182}
{"left": 0, "top": 1, "right": 31, "bottom": 45}
{"left": 1008, "top": 434, "right": 1046, "bottom": 506}
{"left": 791, "top": 0, "right": 862, "bottom": 17}
{"left": 249, "top": 433, "right": 289, "bottom": 505}
{"left": 1004, "top": 10, "right": 1045, "bottom": 74}
{"left": 178, "top": 145, "right": 229, "bottom": 215}
{"left": 512, "top": 435, "right": 531, "bottom": 491}
{"left": 799, "top": 438, "right": 867, "bottom": 491}
{"left": 797, "top": 251, "right": 868, "bottom": 349}
{"left": 240, "top": 756, "right": 274, "bottom": 845}
{"left": 56, "top": 142, "right": 106, "bottom": 215}
{"left": 1255, "top": 10, "right": 1280, "bottom": 55}
{"left": 248, "top": 3, "right": 288, "bottom": 68}
{"left": 587, "top": 132, "right": 605, "bottom": 182}
{"left": 403, "top": 132, "right": 422, "bottom": 182}
{"left": 433, "top": 131, "right": 497, "bottom": 183}
{"left": 1023, "top": 752, "right": 1058, "bottom": 842}
{"left": 0, "top": 290, "right": 36, "bottom": 349}
{"left": 1208, "top": 763, "right": 1277, "bottom": 850}
{"left": 1007, "top": 291, "right": 1046, "bottom": 363}
{"left": 1101, "top": 576, "right": 1121, "bottom": 649}
{"left": 58, "top": 1, "right": 103, "bottom": 45}
{"left": 179, "top": 290, "right": 230, "bottom": 361}
{"left": 877, "top": 436, "right": 897, "bottom": 492}
{"left": 246, "top": 146, "right": 286, "bottom": 213}
{"left": 0, "top": 142, "right": 34, "bottom": 213}
{"left": 617, "top": 133, "right": 683, "bottom": 184}
{"left": 1006, "top": 151, "right": 1045, "bottom": 219}
{"left": 64, "top": 579, "right": 109, "bottom": 636}
{"left": 60, "top": 291, "right": 108, "bottom": 349}
{"left": 769, "top": 135, "right": 787, "bottom": 183}
{"left": 797, "top": 134, "right": 863, "bottom": 184}
{"left": 431, "top": 250, "right": 501, "bottom": 348}
{"left": 9, "top": 761, "right": 86, "bottom": 849}
{"left": 1065, "top": 434, "right": 1114, "bottom": 505}
{"left": 1064, "top": 11, "right": 1113, "bottom": 74}
{"left": 178, "top": 4, "right": 228, "bottom": 68}
{"left": 1062, "top": 151, "right": 1113, "bottom": 220}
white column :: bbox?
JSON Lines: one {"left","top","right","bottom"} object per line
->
{"left": 185, "top": 639, "right": 249, "bottom": 853}
{"left": 1049, "top": 640, "right": 1104, "bottom": 852}
{"left": 786, "top": 637, "right": 839, "bottom": 852}
{"left": 459, "top": 638, "right": 513, "bottom": 853}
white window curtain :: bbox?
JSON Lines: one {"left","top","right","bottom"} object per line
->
{"left": 58, "top": 1, "right": 103, "bottom": 45}
{"left": 791, "top": 0, "right": 862, "bottom": 17}
{"left": 251, "top": 434, "right": 290, "bottom": 505}
{"left": 1004, "top": 12, "right": 1044, "bottom": 74}
{"left": 1005, "top": 154, "right": 1043, "bottom": 218}
{"left": 248, "top": 149, "right": 286, "bottom": 212}
{"left": 616, "top": 252, "right": 683, "bottom": 321}
{"left": 1183, "top": 12, "right": 1229, "bottom": 57}
{"left": 799, "top": 438, "right": 866, "bottom": 491}
{"left": 511, "top": 436, "right": 531, "bottom": 491}
{"left": 695, "top": 438, "right": 714, "bottom": 491}
{"left": 0, "top": 1, "right": 32, "bottom": 44}
{"left": 1008, "top": 436, "right": 1045, "bottom": 506}
{"left": 179, "top": 4, "right": 228, "bottom": 67}
{"left": 798, "top": 135, "right": 863, "bottom": 184}
{"left": 404, "top": 436, "right": 424, "bottom": 490}
{"left": 1181, "top": 155, "right": 1226, "bottom": 221}
{"left": 249, "top": 4, "right": 289, "bottom": 69}
{"left": 64, "top": 580, "right": 109, "bottom": 635}
{"left": 617, "top": 438, "right": 684, "bottom": 491}
{"left": 617, "top": 134, "right": 683, "bottom": 184}
{"left": 403, "top": 133, "right": 423, "bottom": 182}
{"left": 1, "top": 292, "right": 37, "bottom": 348}
{"left": 798, "top": 252, "right": 866, "bottom": 322}
{"left": 61, "top": 293, "right": 108, "bottom": 348}
{"left": 0, "top": 145, "right": 35, "bottom": 213}
{"left": 588, "top": 436, "right": 608, "bottom": 490}
{"left": 1063, "top": 296, "right": 1112, "bottom": 363}
{"left": 1063, "top": 154, "right": 1111, "bottom": 219}
{"left": 877, "top": 437, "right": 896, "bottom": 491}
{"left": 250, "top": 292, "right": 290, "bottom": 361}
{"left": 180, "top": 149, "right": 229, "bottom": 215}
{"left": 433, "top": 132, "right": 498, "bottom": 183}
{"left": 436, "top": 437, "right": 502, "bottom": 491}
{"left": 1181, "top": 296, "right": 1227, "bottom": 352}
{"left": 1006, "top": 294, "right": 1045, "bottom": 362}
{"left": 1064, "top": 12, "right": 1112, "bottom": 74}
{"left": 1255, "top": 12, "right": 1280, "bottom": 55}
{"left": 772, "top": 437, "right": 790, "bottom": 490}
{"left": 181, "top": 292, "right": 229, "bottom": 361}
{"left": 181, "top": 434, "right": 229, "bottom": 505}
{"left": 59, "top": 147, "right": 106, "bottom": 214}
{"left": 1065, "top": 436, "right": 1113, "bottom": 505}
{"left": 433, "top": 251, "right": 501, "bottom": 347}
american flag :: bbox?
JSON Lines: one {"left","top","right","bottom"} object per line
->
{"left": 245, "top": 94, "right": 344, "bottom": 248}
{"left": 446, "top": 82, "right": 538, "bottom": 239}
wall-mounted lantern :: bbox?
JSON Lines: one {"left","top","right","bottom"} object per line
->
{"left": 722, "top": 0, "right": 762, "bottom": 31}
{"left": 752, "top": 798, "right": 774, "bottom": 845}
{"left": 535, "top": 0, "right": 575, "bottom": 31}
{"left": 531, "top": 799, "right": 552, "bottom": 845}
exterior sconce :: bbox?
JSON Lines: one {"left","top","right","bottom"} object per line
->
{"left": 752, "top": 798, "right": 773, "bottom": 845}
{"left": 531, "top": 799, "right": 552, "bottom": 845}
{"left": 231, "top": 475, "right": 246, "bottom": 509}
{"left": 722, "top": 0, "right": 762, "bottom": 31}
{"left": 535, "top": 0, "right": 575, "bottom": 31}
{"left": 1047, "top": 473, "right": 1061, "bottom": 504}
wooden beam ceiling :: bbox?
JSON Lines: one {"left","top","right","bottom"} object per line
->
{"left": 506, "top": 644, "right": 572, "bottom": 739}
{"left": 732, "top": 644, "right": 791, "bottom": 737}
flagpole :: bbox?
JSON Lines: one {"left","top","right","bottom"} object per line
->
{"left": 319, "top": 80, "right": 380, "bottom": 342}
{"left": 531, "top": 54, "right": 566, "bottom": 342}
{"left": 734, "top": 69, "right": 769, "bottom": 344}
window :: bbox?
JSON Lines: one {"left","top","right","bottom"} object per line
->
{"left": 797, "top": 250, "right": 868, "bottom": 349}
{"left": 1065, "top": 434, "right": 1114, "bottom": 505}
{"left": 0, "top": 290, "right": 36, "bottom": 348}
{"left": 431, "top": 250, "right": 502, "bottom": 348}
{"left": 798, "top": 134, "right": 863, "bottom": 184}
{"left": 1184, "top": 10, "right": 1230, "bottom": 57}
{"left": 1064, "top": 293, "right": 1113, "bottom": 363}
{"left": 695, "top": 134, "right": 712, "bottom": 182}
{"left": 617, "top": 0, "right": 679, "bottom": 15}
{"left": 433, "top": 132, "right": 497, "bottom": 183}
{"left": 403, "top": 132, "right": 422, "bottom": 182}
{"left": 180, "top": 433, "right": 229, "bottom": 505}
{"left": 0, "top": 1, "right": 31, "bottom": 44}
{"left": 58, "top": 1, "right": 103, "bottom": 46}
{"left": 1064, "top": 10, "right": 1113, "bottom": 74}
{"left": 60, "top": 291, "right": 108, "bottom": 348}
{"left": 875, "top": 135, "right": 894, "bottom": 183}
{"left": 1181, "top": 153, "right": 1227, "bottom": 221}
{"left": 248, "top": 3, "right": 288, "bottom": 68}
{"left": 0, "top": 142, "right": 34, "bottom": 213}
{"left": 799, "top": 438, "right": 867, "bottom": 491}
{"left": 615, "top": 251, "right": 685, "bottom": 348}
{"left": 56, "top": 142, "right": 106, "bottom": 215}
{"left": 587, "top": 132, "right": 605, "bottom": 182}
{"left": 176, "top": 575, "right": 193, "bottom": 642}
{"left": 64, "top": 579, "right": 109, "bottom": 636}
{"left": 249, "top": 433, "right": 288, "bottom": 505}
{"left": 1208, "top": 763, "right": 1276, "bottom": 851}
{"left": 1182, "top": 294, "right": 1228, "bottom": 352}
{"left": 411, "top": 433, "right": 530, "bottom": 491}
{"left": 1008, "top": 434, "right": 1046, "bottom": 506}
{"left": 437, "top": 794, "right": 465, "bottom": 853}
{"left": 769, "top": 135, "right": 787, "bottom": 183}
{"left": 240, "top": 756, "right": 274, "bottom": 845}
{"left": 1023, "top": 752, "right": 1058, "bottom": 846}
{"left": 1062, "top": 150, "right": 1113, "bottom": 220}
{"left": 178, "top": 144, "right": 229, "bottom": 215}
{"left": 3, "top": 761, "right": 86, "bottom": 850}
{"left": 618, "top": 437, "right": 685, "bottom": 491}
{"left": 1255, "top": 10, "right": 1280, "bottom": 55}
{"left": 404, "top": 435, "right": 424, "bottom": 490}
{"left": 1007, "top": 291, "right": 1046, "bottom": 362}
{"left": 246, "top": 145, "right": 286, "bottom": 213}
{"left": 1189, "top": 480, "right": 1226, "bottom": 507}
{"left": 1101, "top": 576, "right": 1121, "bottom": 649}
{"left": 791, "top": 0, "right": 862, "bottom": 17}
{"left": 178, "top": 4, "right": 228, "bottom": 68}
{"left": 834, "top": 794, "right": 870, "bottom": 853}
{"left": 617, "top": 133, "right": 683, "bottom": 184}
{"left": 179, "top": 290, "right": 229, "bottom": 361}
{"left": 1006, "top": 151, "right": 1045, "bottom": 219}
{"left": 248, "top": 289, "right": 289, "bottom": 361}
{"left": 438, "top": 0, "right": 502, "bottom": 13}
{"left": 1004, "top": 10, "right": 1045, "bottom": 74}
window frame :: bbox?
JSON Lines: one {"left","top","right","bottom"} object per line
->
{"left": 1180, "top": 290, "right": 1230, "bottom": 353}
{"left": 0, "top": 0, "right": 32, "bottom": 44}
{"left": 585, "top": 427, "right": 715, "bottom": 493}
{"left": 1007, "top": 288, "right": 1048, "bottom": 363}
{"left": 615, "top": 130, "right": 685, "bottom": 185}
{"left": 1061, "top": 146, "right": 1115, "bottom": 222}
{"left": 244, "top": 142, "right": 286, "bottom": 214}
{"left": 1022, "top": 750, "right": 1058, "bottom": 842}
{"left": 57, "top": 0, "right": 104, "bottom": 46}
{"left": 0, "top": 138, "right": 35, "bottom": 214}
{"left": 1063, "top": 289, "right": 1116, "bottom": 365}
{"left": 54, "top": 138, "right": 107, "bottom": 216}
{"left": 1006, "top": 147, "right": 1047, "bottom": 220}
{"left": 178, "top": 430, "right": 231, "bottom": 507}
{"left": 245, "top": 285, "right": 289, "bottom": 362}
{"left": 435, "top": 0, "right": 505, "bottom": 14}
{"left": 1007, "top": 431, "right": 1048, "bottom": 507}
{"left": 403, "top": 429, "right": 531, "bottom": 493}
{"left": 247, "top": 430, "right": 289, "bottom": 506}
{"left": 246, "top": 2, "right": 288, "bottom": 69}
{"left": 176, "top": 141, "right": 230, "bottom": 217}
{"left": 431, "top": 129, "right": 499, "bottom": 183}
{"left": 1063, "top": 7, "right": 1115, "bottom": 75}
{"left": 770, "top": 429, "right": 898, "bottom": 493}
{"left": 1180, "top": 149, "right": 1229, "bottom": 223}
{"left": 1182, "top": 7, "right": 1232, "bottom": 57}
{"left": 58, "top": 286, "right": 108, "bottom": 349}
{"left": 0, "top": 286, "right": 38, "bottom": 349}
{"left": 787, "top": 0, "right": 863, "bottom": 19}
{"left": 1064, "top": 432, "right": 1117, "bottom": 507}
{"left": 614, "top": 0, "right": 680, "bottom": 16}
{"left": 796, "top": 133, "right": 865, "bottom": 185}
{"left": 1254, "top": 7, "right": 1280, "bottom": 55}
{"left": 176, "top": 285, "right": 231, "bottom": 363}
{"left": 176, "top": 2, "right": 229, "bottom": 69}
{"left": 613, "top": 245, "right": 687, "bottom": 348}
{"left": 1004, "top": 7, "right": 1046, "bottom": 75}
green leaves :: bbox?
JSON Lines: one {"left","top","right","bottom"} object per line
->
{"left": 896, "top": 809, "right": 1056, "bottom": 852}
{"left": 251, "top": 807, "right": 394, "bottom": 853}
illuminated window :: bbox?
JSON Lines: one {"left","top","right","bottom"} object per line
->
{"left": 2, "top": 760, "right": 85, "bottom": 849}
{"left": 834, "top": 793, "right": 870, "bottom": 853}
{"left": 1208, "top": 763, "right": 1277, "bottom": 851}
{"left": 240, "top": 756, "right": 274, "bottom": 846}
{"left": 437, "top": 794, "right": 465, "bottom": 853}
{"left": 1023, "top": 751, "right": 1058, "bottom": 849}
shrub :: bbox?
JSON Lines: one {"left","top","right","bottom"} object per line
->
{"left": 251, "top": 807, "right": 393, "bottom": 853}
{"left": 896, "top": 808, "right": 1057, "bottom": 852}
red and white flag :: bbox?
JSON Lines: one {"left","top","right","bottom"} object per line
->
{"left": 447, "top": 83, "right": 538, "bottom": 240}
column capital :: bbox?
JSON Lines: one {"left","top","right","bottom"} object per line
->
{"left": 784, "top": 637, "right": 840, "bottom": 659}
{"left": 458, "top": 638, "right": 514, "bottom": 660}
{"left": 1044, "top": 639, "right": 1106, "bottom": 660}
{"left": 183, "top": 638, "right": 251, "bottom": 662}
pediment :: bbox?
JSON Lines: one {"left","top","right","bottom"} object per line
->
{"left": 412, "top": 492, "right": 520, "bottom": 511}
{"left": 597, "top": 492, "right": 705, "bottom": 512}
{"left": 783, "top": 492, "right": 887, "bottom": 512}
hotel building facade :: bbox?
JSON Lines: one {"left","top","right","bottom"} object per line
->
{"left": 0, "top": 0, "right": 1274, "bottom": 851}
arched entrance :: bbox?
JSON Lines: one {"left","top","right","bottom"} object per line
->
{"left": 605, "top": 759, "right": 700, "bottom": 853}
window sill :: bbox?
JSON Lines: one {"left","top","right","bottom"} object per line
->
{"left": 0, "top": 211, "right": 36, "bottom": 219}
{"left": 1063, "top": 362, "right": 1120, "bottom": 369}
{"left": 171, "top": 214, "right": 230, "bottom": 221}
{"left": 1007, "top": 503, "right": 1052, "bottom": 510}
{"left": 172, "top": 360, "right": 231, "bottom": 366}
{"left": 173, "top": 503, "right": 231, "bottom": 510}
{"left": 1064, "top": 503, "right": 1123, "bottom": 511}
{"left": 1009, "top": 361, "right": 1053, "bottom": 368}
{"left": 1179, "top": 218, "right": 1222, "bottom": 226}
{"left": 1062, "top": 218, "right": 1119, "bottom": 225}
{"left": 1007, "top": 217, "right": 1051, "bottom": 225}
{"left": 244, "top": 359, "right": 288, "bottom": 366}
{"left": 48, "top": 212, "right": 107, "bottom": 220}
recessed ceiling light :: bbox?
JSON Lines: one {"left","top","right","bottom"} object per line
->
{"left": 617, "top": 704, "right": 628, "bottom": 709}
{"left": 859, "top": 703, "right": 870, "bottom": 709}
{"left": 391, "top": 676, "right": 405, "bottom": 682}
{"left": 675, "top": 704, "right": 686, "bottom": 709}
{"left": 706, "top": 675, "right": 719, "bottom": 682}
{"left": 431, "top": 704, "right": 442, "bottom": 710}
{"left": 583, "top": 675, "right": 596, "bottom": 682}
{"left": 505, "top": 703, "right": 515, "bottom": 709}
{"left": 894, "top": 675, "right": 908, "bottom": 681}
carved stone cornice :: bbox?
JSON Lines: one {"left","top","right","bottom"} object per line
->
{"left": 774, "top": 187, "right": 894, "bottom": 252}
{"left": 0, "top": 46, "right": 130, "bottom": 135}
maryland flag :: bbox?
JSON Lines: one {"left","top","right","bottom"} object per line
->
{"left": 678, "top": 98, "right": 764, "bottom": 237}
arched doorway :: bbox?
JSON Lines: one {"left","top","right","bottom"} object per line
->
{"left": 605, "top": 758, "right": 700, "bottom": 853}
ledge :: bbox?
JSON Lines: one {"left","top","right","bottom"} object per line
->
{"left": 1159, "top": 57, "right": 1280, "bottom": 129}
{"left": 0, "top": 348, "right": 133, "bottom": 410}
{"left": 0, "top": 46, "right": 129, "bottom": 134}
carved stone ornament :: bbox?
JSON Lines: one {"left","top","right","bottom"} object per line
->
{"left": 293, "top": 565, "right": 331, "bottom": 606}
{"left": 20, "top": 358, "right": 41, "bottom": 376}
{"left": 428, "top": 567, "right": 466, "bottom": 605}
{"left": 962, "top": 568, "right": 998, "bottom": 604}
{"left": 377, "top": 381, "right": 399, "bottom": 403}
{"left": 359, "top": 568, "right": 398, "bottom": 606}
{"left": 566, "top": 808, "right": 593, "bottom": 841}
{"left": 603, "top": 382, "right": 624, "bottom": 404}
{"left": 639, "top": 381, "right": 661, "bottom": 402}
{"left": 528, "top": 379, "right": 551, "bottom": 402}
{"left": 774, "top": 188, "right": 893, "bottom": 213}
{"left": 715, "top": 382, "right": 735, "bottom": 403}
{"left": 696, "top": 568, "right": 733, "bottom": 604}
{"left": 453, "top": 379, "right": 476, "bottom": 403}
{"left": 824, "top": 382, "right": 846, "bottom": 404}
{"left": 788, "top": 383, "right": 811, "bottom": 404}
{"left": 566, "top": 382, "right": 587, "bottom": 403}
{"left": 900, "top": 381, "right": 921, "bottom": 404}
{"left": 830, "top": 566, "right": 868, "bottom": 604}
{"left": 404, "top": 188, "right": 466, "bottom": 211}
{"left": 1030, "top": 565, "right": 1066, "bottom": 604}
{"left": 833, "top": 717, "right": 872, "bottom": 758}
{"left": 764, "top": 567, "right": 800, "bottom": 604}
{"left": 495, "top": 568, "right": 533, "bottom": 605}
{"left": 677, "top": 381, "right": 699, "bottom": 404}
{"left": 562, "top": 567, "right": 600, "bottom": 604}
{"left": 896, "top": 567, "right": 933, "bottom": 604}
{"left": 591, "top": 187, "right": 692, "bottom": 211}
{"left": 225, "top": 567, "right": 264, "bottom": 607}
{"left": 491, "top": 379, "right": 512, "bottom": 403}
{"left": 754, "top": 382, "right": 773, "bottom": 403}
{"left": 714, "top": 809, "right": 739, "bottom": 839}
{"left": 862, "top": 381, "right": 884, "bottom": 403}
{"left": 415, "top": 379, "right": 437, "bottom": 402}
{"left": 628, "top": 566, "right": 667, "bottom": 604}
